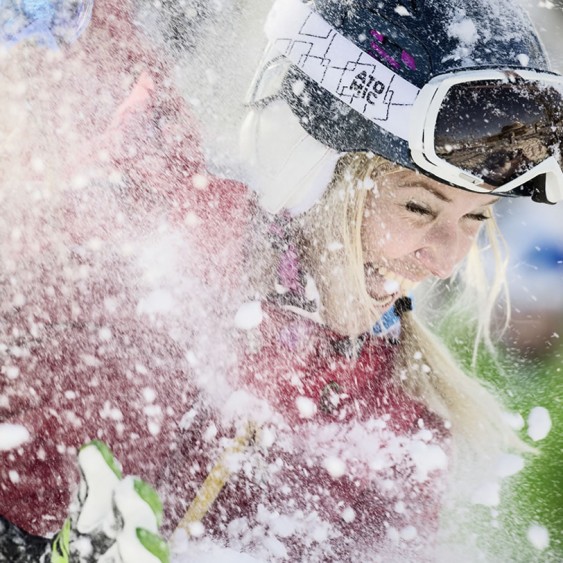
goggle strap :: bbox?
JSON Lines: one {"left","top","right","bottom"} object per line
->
{"left": 491, "top": 156, "right": 563, "bottom": 203}
{"left": 264, "top": 0, "right": 420, "bottom": 140}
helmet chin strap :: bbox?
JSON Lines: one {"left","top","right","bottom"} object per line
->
{"left": 239, "top": 100, "right": 342, "bottom": 215}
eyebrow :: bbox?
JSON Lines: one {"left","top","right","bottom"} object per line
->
{"left": 399, "top": 180, "right": 501, "bottom": 206}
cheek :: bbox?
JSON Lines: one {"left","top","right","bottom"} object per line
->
{"left": 456, "top": 230, "right": 479, "bottom": 261}
{"left": 361, "top": 214, "right": 415, "bottom": 259}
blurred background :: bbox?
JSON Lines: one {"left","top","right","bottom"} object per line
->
{"left": 497, "top": 2, "right": 563, "bottom": 561}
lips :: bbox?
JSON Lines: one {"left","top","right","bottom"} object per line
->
{"left": 377, "top": 267, "right": 418, "bottom": 293}
{"left": 364, "top": 263, "right": 419, "bottom": 304}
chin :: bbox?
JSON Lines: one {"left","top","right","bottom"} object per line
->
{"left": 366, "top": 286, "right": 400, "bottom": 311}
{"left": 370, "top": 294, "right": 397, "bottom": 309}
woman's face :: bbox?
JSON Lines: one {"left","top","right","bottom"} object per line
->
{"left": 361, "top": 169, "right": 498, "bottom": 309}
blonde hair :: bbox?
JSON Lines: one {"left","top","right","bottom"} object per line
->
{"left": 295, "top": 152, "right": 528, "bottom": 454}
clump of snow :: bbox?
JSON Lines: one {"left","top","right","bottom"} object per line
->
{"left": 407, "top": 440, "right": 448, "bottom": 482}
{"left": 503, "top": 411, "right": 525, "bottom": 431}
{"left": 0, "top": 423, "right": 31, "bottom": 451}
{"left": 394, "top": 501, "right": 405, "bottom": 513}
{"left": 357, "top": 176, "right": 374, "bottom": 191}
{"left": 341, "top": 506, "right": 356, "bottom": 523}
{"left": 401, "top": 525, "right": 418, "bottom": 541}
{"left": 527, "top": 406, "right": 551, "bottom": 441}
{"left": 448, "top": 14, "right": 479, "bottom": 46}
{"left": 304, "top": 274, "right": 321, "bottom": 304}
{"left": 171, "top": 529, "right": 264, "bottom": 563}
{"left": 383, "top": 279, "right": 400, "bottom": 294}
{"left": 222, "top": 390, "right": 277, "bottom": 427}
{"left": 517, "top": 53, "right": 530, "bottom": 66}
{"left": 70, "top": 174, "right": 90, "bottom": 190}
{"left": 98, "top": 327, "right": 112, "bottom": 341}
{"left": 291, "top": 79, "right": 305, "bottom": 96}
{"left": 3, "top": 365, "right": 20, "bottom": 380}
{"left": 190, "top": 548, "right": 262, "bottom": 563}
{"left": 234, "top": 301, "right": 263, "bottom": 330}
{"left": 203, "top": 423, "right": 218, "bottom": 442}
{"left": 80, "top": 354, "right": 101, "bottom": 368}
{"left": 143, "top": 387, "right": 157, "bottom": 403}
{"left": 260, "top": 512, "right": 297, "bottom": 539}
{"left": 191, "top": 174, "right": 209, "bottom": 190}
{"left": 322, "top": 456, "right": 347, "bottom": 478}
{"left": 495, "top": 453, "right": 524, "bottom": 478}
{"left": 100, "top": 402, "right": 123, "bottom": 421}
{"left": 187, "top": 521, "right": 205, "bottom": 538}
{"left": 185, "top": 350, "right": 198, "bottom": 366}
{"left": 258, "top": 426, "right": 276, "bottom": 449}
{"left": 295, "top": 396, "right": 317, "bottom": 419}
{"left": 394, "top": 5, "right": 411, "bottom": 17}
{"left": 527, "top": 524, "right": 550, "bottom": 551}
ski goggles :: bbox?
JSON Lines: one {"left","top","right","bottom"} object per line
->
{"left": 0, "top": 0, "right": 93, "bottom": 49}
{"left": 260, "top": 0, "right": 563, "bottom": 204}
{"left": 410, "top": 70, "right": 563, "bottom": 204}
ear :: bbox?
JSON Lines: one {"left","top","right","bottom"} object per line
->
{"left": 239, "top": 101, "right": 341, "bottom": 215}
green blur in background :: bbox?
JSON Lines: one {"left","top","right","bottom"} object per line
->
{"left": 443, "top": 319, "right": 562, "bottom": 562}
{"left": 498, "top": 342, "right": 562, "bottom": 562}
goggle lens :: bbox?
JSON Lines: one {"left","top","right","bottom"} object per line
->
{"left": 434, "top": 79, "right": 563, "bottom": 188}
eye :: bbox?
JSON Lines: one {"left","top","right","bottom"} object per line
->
{"left": 405, "top": 201, "right": 435, "bottom": 217}
{"left": 464, "top": 212, "right": 491, "bottom": 222}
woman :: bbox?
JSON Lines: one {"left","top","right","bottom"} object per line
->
{"left": 160, "top": 0, "right": 562, "bottom": 559}
{"left": 160, "top": 159, "right": 503, "bottom": 562}
{"left": 2, "top": 0, "right": 562, "bottom": 561}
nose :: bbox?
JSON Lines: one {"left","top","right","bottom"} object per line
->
{"left": 415, "top": 248, "right": 458, "bottom": 279}
{"left": 415, "top": 222, "right": 470, "bottom": 280}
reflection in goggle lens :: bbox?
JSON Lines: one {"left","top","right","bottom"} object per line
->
{"left": 435, "top": 79, "right": 563, "bottom": 188}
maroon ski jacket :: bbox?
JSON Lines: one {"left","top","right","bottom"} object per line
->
{"left": 159, "top": 298, "right": 450, "bottom": 561}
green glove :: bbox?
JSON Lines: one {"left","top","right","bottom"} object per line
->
{"left": 50, "top": 440, "right": 169, "bottom": 563}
